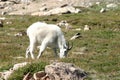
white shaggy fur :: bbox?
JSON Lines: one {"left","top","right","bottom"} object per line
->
{"left": 26, "top": 22, "right": 72, "bottom": 59}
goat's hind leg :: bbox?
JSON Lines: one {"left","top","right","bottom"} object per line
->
{"left": 28, "top": 39, "right": 36, "bottom": 59}
{"left": 29, "top": 44, "right": 35, "bottom": 59}
{"left": 26, "top": 45, "right": 35, "bottom": 59}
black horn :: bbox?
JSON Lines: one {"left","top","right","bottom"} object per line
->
{"left": 67, "top": 41, "right": 73, "bottom": 50}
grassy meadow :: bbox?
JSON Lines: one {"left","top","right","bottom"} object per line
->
{"left": 0, "top": 5, "right": 120, "bottom": 80}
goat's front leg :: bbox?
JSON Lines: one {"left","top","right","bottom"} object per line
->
{"left": 37, "top": 41, "right": 47, "bottom": 59}
{"left": 53, "top": 48, "right": 58, "bottom": 57}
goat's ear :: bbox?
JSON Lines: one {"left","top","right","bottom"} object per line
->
{"left": 66, "top": 41, "right": 73, "bottom": 50}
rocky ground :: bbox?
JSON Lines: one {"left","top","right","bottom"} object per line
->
{"left": 0, "top": 62, "right": 87, "bottom": 80}
{"left": 0, "top": 0, "right": 119, "bottom": 16}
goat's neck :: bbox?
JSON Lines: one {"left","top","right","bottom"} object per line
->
{"left": 58, "top": 35, "right": 67, "bottom": 49}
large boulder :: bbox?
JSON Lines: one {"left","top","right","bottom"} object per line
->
{"left": 106, "top": 3, "right": 118, "bottom": 8}
{"left": 23, "top": 62, "right": 87, "bottom": 80}
{"left": 44, "top": 6, "right": 81, "bottom": 15}
{"left": 45, "top": 62, "right": 87, "bottom": 80}
{"left": 0, "top": 62, "right": 29, "bottom": 80}
{"left": 31, "top": 6, "right": 81, "bottom": 16}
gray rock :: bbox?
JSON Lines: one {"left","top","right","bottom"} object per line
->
{"left": 106, "top": 3, "right": 118, "bottom": 8}
{"left": 31, "top": 5, "right": 81, "bottom": 16}
{"left": 23, "top": 72, "right": 33, "bottom": 80}
{"left": 45, "top": 62, "right": 87, "bottom": 80}
{"left": 100, "top": 8, "right": 106, "bottom": 13}
{"left": 70, "top": 33, "right": 81, "bottom": 40}
{"left": 33, "top": 71, "right": 46, "bottom": 80}
{"left": 84, "top": 25, "right": 91, "bottom": 31}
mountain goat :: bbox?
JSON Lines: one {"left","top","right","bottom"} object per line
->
{"left": 26, "top": 22, "right": 72, "bottom": 59}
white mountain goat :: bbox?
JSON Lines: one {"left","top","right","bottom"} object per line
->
{"left": 26, "top": 22, "right": 72, "bottom": 59}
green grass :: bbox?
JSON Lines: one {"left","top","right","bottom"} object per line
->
{"left": 8, "top": 61, "right": 47, "bottom": 80}
{"left": 0, "top": 6, "right": 120, "bottom": 80}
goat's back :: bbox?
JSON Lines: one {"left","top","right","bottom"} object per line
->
{"left": 27, "top": 22, "right": 64, "bottom": 44}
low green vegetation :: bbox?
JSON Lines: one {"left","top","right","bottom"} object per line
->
{"left": 8, "top": 61, "right": 47, "bottom": 80}
{"left": 0, "top": 5, "right": 120, "bottom": 80}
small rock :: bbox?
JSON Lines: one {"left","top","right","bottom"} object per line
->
{"left": 80, "top": 47, "right": 88, "bottom": 52}
{"left": 14, "top": 56, "right": 24, "bottom": 59}
{"left": 57, "top": 20, "right": 72, "bottom": 29}
{"left": 75, "top": 8, "right": 82, "bottom": 13}
{"left": 39, "top": 7, "right": 47, "bottom": 11}
{"left": 0, "top": 17, "right": 6, "bottom": 20}
{"left": 1, "top": 70, "right": 14, "bottom": 80}
{"left": 70, "top": 33, "right": 81, "bottom": 40}
{"left": 75, "top": 28, "right": 82, "bottom": 31}
{"left": 6, "top": 21, "right": 12, "bottom": 24}
{"left": 23, "top": 72, "right": 33, "bottom": 80}
{"left": 100, "top": 8, "right": 106, "bottom": 13}
{"left": 57, "top": 20, "right": 67, "bottom": 27}
{"left": 33, "top": 71, "right": 46, "bottom": 80}
{"left": 14, "top": 31, "right": 26, "bottom": 37}
{"left": 1, "top": 11, "right": 7, "bottom": 15}
{"left": 96, "top": 2, "right": 100, "bottom": 5}
{"left": 12, "top": 62, "right": 28, "bottom": 71}
{"left": 106, "top": 3, "right": 118, "bottom": 8}
{"left": 84, "top": 25, "right": 91, "bottom": 31}
{"left": 14, "top": 33, "right": 23, "bottom": 37}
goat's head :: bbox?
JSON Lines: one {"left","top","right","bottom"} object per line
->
{"left": 60, "top": 42, "right": 73, "bottom": 58}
